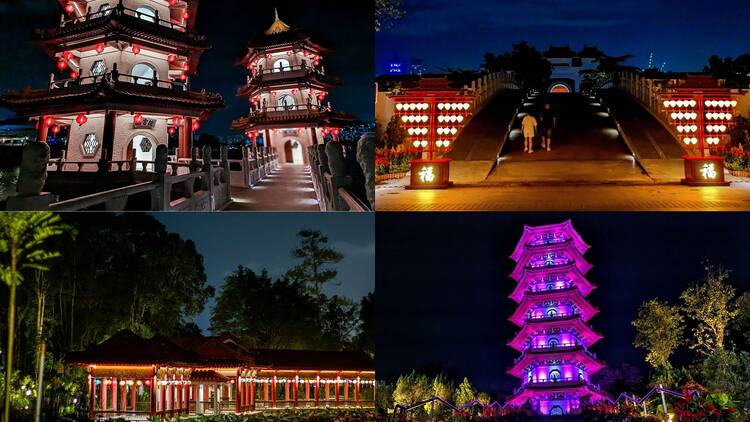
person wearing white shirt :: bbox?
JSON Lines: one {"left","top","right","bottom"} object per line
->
{"left": 521, "top": 114, "right": 538, "bottom": 153}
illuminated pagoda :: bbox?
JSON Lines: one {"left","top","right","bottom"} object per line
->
{"left": 67, "top": 330, "right": 375, "bottom": 419}
{"left": 0, "top": 0, "right": 224, "bottom": 168}
{"left": 506, "top": 221, "right": 609, "bottom": 416}
{"left": 231, "top": 9, "right": 357, "bottom": 165}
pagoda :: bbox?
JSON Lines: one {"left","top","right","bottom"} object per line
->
{"left": 506, "top": 220, "right": 609, "bottom": 416}
{"left": 231, "top": 9, "right": 357, "bottom": 165}
{"left": 0, "top": 0, "right": 224, "bottom": 168}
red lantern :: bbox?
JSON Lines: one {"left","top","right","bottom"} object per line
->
{"left": 76, "top": 114, "right": 88, "bottom": 126}
{"left": 133, "top": 113, "right": 143, "bottom": 125}
{"left": 183, "top": 12, "right": 189, "bottom": 20}
{"left": 96, "top": 43, "right": 105, "bottom": 54}
{"left": 192, "top": 120, "right": 200, "bottom": 131}
{"left": 51, "top": 125, "right": 60, "bottom": 134}
{"left": 44, "top": 117, "right": 55, "bottom": 127}
{"left": 183, "top": 64, "right": 190, "bottom": 72}
{"left": 168, "top": 126, "right": 176, "bottom": 136}
{"left": 131, "top": 44, "right": 141, "bottom": 55}
{"left": 63, "top": 51, "right": 73, "bottom": 60}
{"left": 172, "top": 116, "right": 182, "bottom": 126}
{"left": 167, "top": 0, "right": 176, "bottom": 5}
{"left": 65, "top": 3, "right": 75, "bottom": 13}
{"left": 167, "top": 55, "right": 176, "bottom": 63}
{"left": 313, "top": 60, "right": 320, "bottom": 66}
{"left": 292, "top": 88, "right": 298, "bottom": 95}
{"left": 70, "top": 70, "right": 79, "bottom": 79}
{"left": 57, "top": 60, "right": 67, "bottom": 71}
{"left": 180, "top": 73, "right": 187, "bottom": 81}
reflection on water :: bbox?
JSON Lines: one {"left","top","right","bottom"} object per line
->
{"left": 0, "top": 167, "right": 19, "bottom": 202}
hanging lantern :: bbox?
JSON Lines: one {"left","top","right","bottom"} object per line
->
{"left": 167, "top": 55, "right": 176, "bottom": 63}
{"left": 172, "top": 116, "right": 182, "bottom": 126}
{"left": 65, "top": 2, "right": 75, "bottom": 13}
{"left": 133, "top": 113, "right": 143, "bottom": 125}
{"left": 96, "top": 43, "right": 105, "bottom": 54}
{"left": 63, "top": 51, "right": 73, "bottom": 61}
{"left": 313, "top": 60, "right": 320, "bottom": 66}
{"left": 75, "top": 114, "right": 88, "bottom": 126}
{"left": 70, "top": 70, "right": 79, "bottom": 79}
{"left": 44, "top": 117, "right": 55, "bottom": 127}
{"left": 131, "top": 44, "right": 141, "bottom": 55}
{"left": 51, "top": 125, "right": 60, "bottom": 134}
{"left": 168, "top": 126, "right": 176, "bottom": 136}
{"left": 183, "top": 63, "right": 190, "bottom": 72}
{"left": 192, "top": 120, "right": 200, "bottom": 131}
{"left": 179, "top": 73, "right": 187, "bottom": 81}
{"left": 57, "top": 60, "right": 67, "bottom": 71}
{"left": 183, "top": 12, "right": 189, "bottom": 20}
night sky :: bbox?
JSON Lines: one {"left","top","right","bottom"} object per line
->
{"left": 376, "top": 213, "right": 750, "bottom": 398}
{"left": 151, "top": 213, "right": 375, "bottom": 333}
{"left": 0, "top": 0, "right": 374, "bottom": 135}
{"left": 376, "top": 0, "right": 750, "bottom": 74}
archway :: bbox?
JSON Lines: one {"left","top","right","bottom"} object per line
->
{"left": 130, "top": 133, "right": 157, "bottom": 171}
{"left": 283, "top": 139, "right": 304, "bottom": 164}
{"left": 135, "top": 6, "right": 156, "bottom": 22}
{"left": 274, "top": 59, "right": 291, "bottom": 72}
{"left": 550, "top": 405, "right": 564, "bottom": 416}
{"left": 548, "top": 369, "right": 561, "bottom": 382}
{"left": 132, "top": 63, "right": 157, "bottom": 85}
{"left": 548, "top": 82, "right": 572, "bottom": 94}
{"left": 277, "top": 94, "right": 295, "bottom": 110}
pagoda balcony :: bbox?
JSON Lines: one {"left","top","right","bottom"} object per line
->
{"left": 48, "top": 71, "right": 191, "bottom": 93}
{"left": 232, "top": 104, "right": 331, "bottom": 129}
{"left": 248, "top": 65, "right": 339, "bottom": 85}
{"left": 525, "top": 312, "right": 579, "bottom": 324}
{"left": 513, "top": 379, "right": 602, "bottom": 395}
{"left": 527, "top": 285, "right": 576, "bottom": 295}
{"left": 59, "top": 3, "right": 188, "bottom": 33}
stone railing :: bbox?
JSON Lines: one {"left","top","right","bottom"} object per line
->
{"left": 618, "top": 71, "right": 677, "bottom": 137}
{"left": 465, "top": 71, "right": 520, "bottom": 112}
{"left": 308, "top": 133, "right": 374, "bottom": 212}
{"left": 5, "top": 143, "right": 231, "bottom": 211}
{"left": 224, "top": 146, "right": 279, "bottom": 188}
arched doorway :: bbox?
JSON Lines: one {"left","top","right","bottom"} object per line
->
{"left": 277, "top": 94, "right": 295, "bottom": 110}
{"left": 135, "top": 6, "right": 156, "bottom": 22}
{"left": 548, "top": 369, "right": 561, "bottom": 382}
{"left": 130, "top": 134, "right": 156, "bottom": 171}
{"left": 132, "top": 63, "right": 157, "bottom": 85}
{"left": 548, "top": 82, "right": 572, "bottom": 94}
{"left": 283, "top": 139, "right": 304, "bottom": 164}
{"left": 273, "top": 59, "right": 290, "bottom": 72}
{"left": 550, "top": 405, "right": 564, "bottom": 416}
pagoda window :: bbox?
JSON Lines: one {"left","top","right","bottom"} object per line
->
{"left": 578, "top": 368, "right": 585, "bottom": 380}
{"left": 90, "top": 60, "right": 107, "bottom": 77}
{"left": 98, "top": 4, "right": 113, "bottom": 17}
{"left": 82, "top": 133, "right": 100, "bottom": 157}
{"left": 135, "top": 6, "right": 157, "bottom": 23}
{"left": 550, "top": 405, "right": 564, "bottom": 416}
{"left": 277, "top": 94, "right": 295, "bottom": 109}
{"left": 546, "top": 309, "right": 558, "bottom": 318}
{"left": 548, "top": 369, "right": 561, "bottom": 382}
{"left": 273, "top": 59, "right": 291, "bottom": 72}
{"left": 548, "top": 338, "right": 559, "bottom": 348}
{"left": 132, "top": 63, "right": 157, "bottom": 85}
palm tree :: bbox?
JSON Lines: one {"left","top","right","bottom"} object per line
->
{"left": 0, "top": 212, "right": 74, "bottom": 422}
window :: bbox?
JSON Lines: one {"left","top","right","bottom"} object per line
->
{"left": 548, "top": 369, "right": 561, "bottom": 381}
{"left": 273, "top": 59, "right": 290, "bottom": 72}
{"left": 546, "top": 309, "right": 558, "bottom": 318}
{"left": 98, "top": 4, "right": 113, "bottom": 16}
{"left": 132, "top": 63, "right": 157, "bottom": 85}
{"left": 548, "top": 338, "right": 559, "bottom": 348}
{"left": 277, "top": 94, "right": 295, "bottom": 109}
{"left": 550, "top": 405, "right": 564, "bottom": 416}
{"left": 90, "top": 60, "right": 106, "bottom": 76}
{"left": 135, "top": 6, "right": 156, "bottom": 23}
{"left": 139, "top": 137, "right": 153, "bottom": 153}
{"left": 82, "top": 133, "right": 99, "bottom": 156}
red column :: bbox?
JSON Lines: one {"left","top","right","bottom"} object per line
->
{"left": 285, "top": 381, "right": 290, "bottom": 406}
{"left": 271, "top": 377, "right": 276, "bottom": 409}
{"left": 111, "top": 378, "right": 117, "bottom": 413}
{"left": 37, "top": 116, "right": 50, "bottom": 143}
{"left": 180, "top": 117, "right": 193, "bottom": 159}
{"left": 160, "top": 383, "right": 166, "bottom": 417}
{"left": 305, "top": 381, "right": 310, "bottom": 402}
{"left": 149, "top": 378, "right": 156, "bottom": 417}
{"left": 236, "top": 378, "right": 241, "bottom": 414}
{"left": 101, "top": 380, "right": 107, "bottom": 413}
{"left": 315, "top": 376, "right": 320, "bottom": 407}
{"left": 130, "top": 384, "right": 136, "bottom": 412}
{"left": 293, "top": 378, "right": 298, "bottom": 407}
{"left": 250, "top": 381, "right": 255, "bottom": 411}
{"left": 335, "top": 378, "right": 339, "bottom": 407}
{"left": 88, "top": 375, "right": 96, "bottom": 421}
{"left": 120, "top": 383, "right": 126, "bottom": 413}
{"left": 354, "top": 379, "right": 360, "bottom": 407}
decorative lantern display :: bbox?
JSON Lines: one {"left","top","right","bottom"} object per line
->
{"left": 75, "top": 114, "right": 88, "bottom": 126}
{"left": 51, "top": 125, "right": 60, "bottom": 135}
{"left": 180, "top": 73, "right": 187, "bottom": 81}
{"left": 63, "top": 51, "right": 73, "bottom": 61}
{"left": 70, "top": 71, "right": 79, "bottom": 79}
{"left": 183, "top": 12, "right": 190, "bottom": 20}
{"left": 659, "top": 90, "right": 740, "bottom": 186}
{"left": 133, "top": 113, "right": 143, "bottom": 125}
{"left": 183, "top": 64, "right": 190, "bottom": 72}
{"left": 131, "top": 44, "right": 141, "bottom": 55}
{"left": 167, "top": 55, "right": 176, "bottom": 63}
{"left": 44, "top": 117, "right": 56, "bottom": 127}
{"left": 393, "top": 99, "right": 473, "bottom": 157}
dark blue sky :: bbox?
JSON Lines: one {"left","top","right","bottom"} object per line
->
{"left": 152, "top": 213, "right": 374, "bottom": 333}
{"left": 0, "top": 0, "right": 374, "bottom": 135}
{"left": 376, "top": 0, "right": 750, "bottom": 74}
{"left": 376, "top": 213, "right": 750, "bottom": 398}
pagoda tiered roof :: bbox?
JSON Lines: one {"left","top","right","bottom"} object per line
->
{"left": 238, "top": 12, "right": 333, "bottom": 66}
{"left": 508, "top": 288, "right": 599, "bottom": 327}
{"left": 508, "top": 316, "right": 603, "bottom": 352}
{"left": 231, "top": 109, "right": 358, "bottom": 131}
{"left": 509, "top": 243, "right": 593, "bottom": 282}
{"left": 510, "top": 220, "right": 590, "bottom": 262}
{"left": 507, "top": 346, "right": 607, "bottom": 378}
{"left": 509, "top": 265, "right": 596, "bottom": 303}
{"left": 507, "top": 383, "right": 610, "bottom": 407}
{"left": 237, "top": 71, "right": 341, "bottom": 98}
{"left": 1, "top": 75, "right": 224, "bottom": 117}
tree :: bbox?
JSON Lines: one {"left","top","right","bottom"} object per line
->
{"left": 375, "top": 0, "right": 404, "bottom": 32}
{"left": 698, "top": 350, "right": 750, "bottom": 416}
{"left": 381, "top": 115, "right": 408, "bottom": 149}
{"left": 425, "top": 373, "right": 454, "bottom": 416}
{"left": 454, "top": 377, "right": 476, "bottom": 407}
{"left": 482, "top": 42, "right": 551, "bottom": 90}
{"left": 0, "top": 212, "right": 73, "bottom": 422}
{"left": 632, "top": 299, "right": 684, "bottom": 371}
{"left": 704, "top": 54, "right": 750, "bottom": 88}
{"left": 285, "top": 230, "right": 344, "bottom": 297}
{"left": 680, "top": 265, "right": 739, "bottom": 355}
{"left": 393, "top": 371, "right": 430, "bottom": 406}
{"left": 477, "top": 392, "right": 491, "bottom": 405}
{"left": 353, "top": 292, "right": 375, "bottom": 356}
{"left": 730, "top": 292, "right": 750, "bottom": 349}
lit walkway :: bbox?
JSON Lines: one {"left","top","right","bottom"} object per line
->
{"left": 228, "top": 164, "right": 320, "bottom": 211}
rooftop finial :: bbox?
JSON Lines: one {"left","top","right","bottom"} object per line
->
{"left": 265, "top": 7, "right": 291, "bottom": 35}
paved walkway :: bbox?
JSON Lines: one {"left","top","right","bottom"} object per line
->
{"left": 228, "top": 164, "right": 320, "bottom": 211}
{"left": 376, "top": 176, "right": 750, "bottom": 211}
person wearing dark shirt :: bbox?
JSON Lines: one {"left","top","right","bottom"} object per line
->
{"left": 540, "top": 103, "right": 556, "bottom": 152}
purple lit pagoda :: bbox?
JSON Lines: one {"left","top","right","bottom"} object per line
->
{"left": 506, "top": 220, "right": 609, "bottom": 415}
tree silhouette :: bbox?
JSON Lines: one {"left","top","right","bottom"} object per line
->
{"left": 285, "top": 229, "right": 344, "bottom": 297}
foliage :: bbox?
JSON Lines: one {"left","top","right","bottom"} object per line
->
{"left": 393, "top": 371, "right": 431, "bottom": 407}
{"left": 375, "top": 0, "right": 404, "bottom": 32}
{"left": 453, "top": 377, "right": 476, "bottom": 407}
{"left": 375, "top": 144, "right": 421, "bottom": 176}
{"left": 0, "top": 368, "right": 35, "bottom": 417}
{"left": 284, "top": 229, "right": 344, "bottom": 297}
{"left": 724, "top": 147, "right": 750, "bottom": 172}
{"left": 632, "top": 299, "right": 684, "bottom": 369}
{"left": 376, "top": 381, "right": 394, "bottom": 412}
{"left": 730, "top": 292, "right": 750, "bottom": 349}
{"left": 698, "top": 350, "right": 750, "bottom": 416}
{"left": 673, "top": 386, "right": 740, "bottom": 421}
{"left": 482, "top": 42, "right": 551, "bottom": 90}
{"left": 425, "top": 373, "right": 454, "bottom": 416}
{"left": 704, "top": 54, "right": 750, "bottom": 88}
{"left": 680, "top": 265, "right": 739, "bottom": 355}
{"left": 352, "top": 292, "right": 375, "bottom": 356}
{"left": 591, "top": 363, "right": 643, "bottom": 396}
{"left": 379, "top": 115, "right": 408, "bottom": 149}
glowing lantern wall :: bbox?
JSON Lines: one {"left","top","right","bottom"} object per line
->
{"left": 506, "top": 221, "right": 609, "bottom": 416}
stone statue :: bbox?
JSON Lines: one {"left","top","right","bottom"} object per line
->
{"left": 154, "top": 144, "right": 168, "bottom": 174}
{"left": 356, "top": 132, "right": 375, "bottom": 207}
{"left": 202, "top": 145, "right": 212, "bottom": 167}
{"left": 325, "top": 141, "right": 348, "bottom": 179}
{"left": 17, "top": 142, "right": 50, "bottom": 196}
{"left": 316, "top": 144, "right": 328, "bottom": 172}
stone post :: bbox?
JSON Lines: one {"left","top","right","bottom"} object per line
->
{"left": 356, "top": 132, "right": 375, "bottom": 208}
{"left": 241, "top": 145, "right": 251, "bottom": 187}
{"left": 151, "top": 144, "right": 170, "bottom": 211}
{"left": 189, "top": 146, "right": 200, "bottom": 173}
{"left": 202, "top": 145, "right": 214, "bottom": 209}
{"left": 325, "top": 141, "right": 352, "bottom": 211}
{"left": 6, "top": 143, "right": 53, "bottom": 210}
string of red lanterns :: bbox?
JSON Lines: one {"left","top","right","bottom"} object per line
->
{"left": 76, "top": 114, "right": 88, "bottom": 126}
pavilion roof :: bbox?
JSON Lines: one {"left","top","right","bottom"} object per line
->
{"left": 190, "top": 369, "right": 230, "bottom": 384}
{"left": 510, "top": 220, "right": 590, "bottom": 262}
{"left": 1, "top": 78, "right": 224, "bottom": 117}
{"left": 250, "top": 349, "right": 374, "bottom": 372}
{"left": 231, "top": 110, "right": 359, "bottom": 131}
{"left": 238, "top": 11, "right": 333, "bottom": 65}
{"left": 66, "top": 330, "right": 201, "bottom": 366}
{"left": 509, "top": 265, "right": 596, "bottom": 303}
{"left": 172, "top": 335, "right": 255, "bottom": 367}
{"left": 507, "top": 347, "right": 607, "bottom": 379}
{"left": 506, "top": 382, "right": 610, "bottom": 406}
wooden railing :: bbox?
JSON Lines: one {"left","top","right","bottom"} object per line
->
{"left": 60, "top": 1, "right": 189, "bottom": 32}
{"left": 49, "top": 70, "right": 190, "bottom": 92}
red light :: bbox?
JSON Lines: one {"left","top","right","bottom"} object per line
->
{"left": 96, "top": 43, "right": 105, "bottom": 54}
{"left": 167, "top": 55, "right": 176, "bottom": 63}
{"left": 57, "top": 60, "right": 67, "bottom": 71}
{"left": 168, "top": 127, "right": 176, "bottom": 136}
{"left": 183, "top": 12, "right": 189, "bottom": 20}
{"left": 313, "top": 60, "right": 320, "bottom": 66}
{"left": 133, "top": 113, "right": 143, "bottom": 125}
{"left": 63, "top": 51, "right": 73, "bottom": 60}
{"left": 180, "top": 73, "right": 187, "bottom": 81}
{"left": 131, "top": 44, "right": 141, "bottom": 55}
{"left": 192, "top": 121, "right": 200, "bottom": 131}
{"left": 51, "top": 125, "right": 60, "bottom": 134}
{"left": 70, "top": 71, "right": 79, "bottom": 79}
{"left": 65, "top": 3, "right": 75, "bottom": 13}
{"left": 172, "top": 116, "right": 183, "bottom": 126}
{"left": 76, "top": 114, "right": 88, "bottom": 126}
{"left": 183, "top": 64, "right": 190, "bottom": 72}
{"left": 44, "top": 117, "right": 55, "bottom": 126}
{"left": 167, "top": 0, "right": 176, "bottom": 5}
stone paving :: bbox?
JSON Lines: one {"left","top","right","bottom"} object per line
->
{"left": 228, "top": 164, "right": 320, "bottom": 211}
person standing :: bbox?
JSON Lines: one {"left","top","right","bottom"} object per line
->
{"left": 540, "top": 103, "right": 556, "bottom": 151}
{"left": 521, "top": 113, "right": 538, "bottom": 153}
